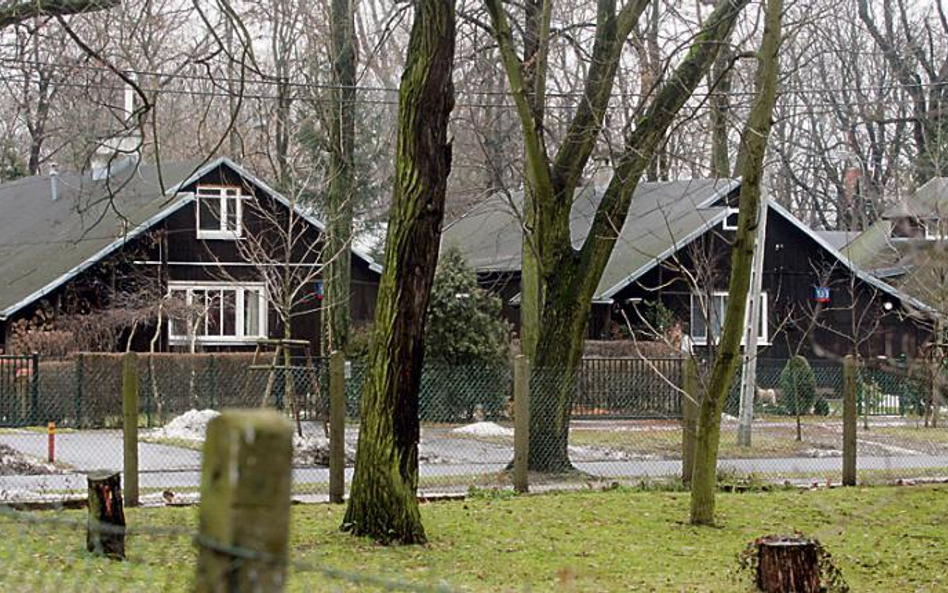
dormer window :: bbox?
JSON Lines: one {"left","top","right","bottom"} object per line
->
{"left": 196, "top": 185, "right": 243, "bottom": 239}
{"left": 722, "top": 207, "right": 740, "bottom": 231}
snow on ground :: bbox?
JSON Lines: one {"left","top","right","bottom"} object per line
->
{"left": 149, "top": 409, "right": 356, "bottom": 466}
{"left": 0, "top": 444, "right": 60, "bottom": 476}
{"left": 150, "top": 409, "right": 220, "bottom": 441}
{"left": 451, "top": 421, "right": 513, "bottom": 438}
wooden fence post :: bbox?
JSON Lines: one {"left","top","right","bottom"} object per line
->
{"left": 87, "top": 470, "right": 125, "bottom": 560}
{"left": 842, "top": 356, "right": 857, "bottom": 486}
{"left": 681, "top": 358, "right": 699, "bottom": 486}
{"left": 195, "top": 410, "right": 293, "bottom": 593}
{"left": 513, "top": 355, "right": 530, "bottom": 494}
{"left": 123, "top": 351, "right": 139, "bottom": 507}
{"left": 329, "top": 351, "right": 346, "bottom": 504}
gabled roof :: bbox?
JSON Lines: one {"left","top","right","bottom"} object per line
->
{"left": 883, "top": 177, "right": 948, "bottom": 219}
{"left": 442, "top": 178, "right": 929, "bottom": 313}
{"left": 0, "top": 156, "right": 381, "bottom": 320}
{"left": 442, "top": 179, "right": 739, "bottom": 302}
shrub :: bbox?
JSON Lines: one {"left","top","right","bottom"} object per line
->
{"left": 778, "top": 356, "right": 817, "bottom": 416}
{"left": 813, "top": 396, "right": 830, "bottom": 416}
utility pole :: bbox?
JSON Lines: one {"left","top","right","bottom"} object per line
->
{"left": 737, "top": 187, "right": 769, "bottom": 447}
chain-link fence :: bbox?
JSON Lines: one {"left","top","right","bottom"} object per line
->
{"left": 1, "top": 353, "right": 947, "bottom": 503}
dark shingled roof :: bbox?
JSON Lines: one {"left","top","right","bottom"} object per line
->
{"left": 442, "top": 179, "right": 739, "bottom": 301}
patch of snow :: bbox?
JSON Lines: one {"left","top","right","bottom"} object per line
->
{"left": 803, "top": 448, "right": 842, "bottom": 459}
{"left": 151, "top": 409, "right": 221, "bottom": 441}
{"left": 451, "top": 421, "right": 513, "bottom": 438}
{"left": 721, "top": 413, "right": 739, "bottom": 422}
{"left": 293, "top": 434, "right": 355, "bottom": 466}
{"left": 0, "top": 444, "right": 60, "bottom": 475}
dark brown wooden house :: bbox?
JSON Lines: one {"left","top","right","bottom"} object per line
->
{"left": 443, "top": 179, "right": 932, "bottom": 360}
{"left": 0, "top": 156, "right": 381, "bottom": 354}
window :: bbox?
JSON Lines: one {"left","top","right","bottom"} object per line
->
{"left": 167, "top": 282, "right": 267, "bottom": 345}
{"left": 722, "top": 207, "right": 740, "bottom": 231}
{"left": 923, "top": 218, "right": 944, "bottom": 241}
{"left": 690, "top": 291, "right": 768, "bottom": 346}
{"left": 196, "top": 185, "right": 243, "bottom": 239}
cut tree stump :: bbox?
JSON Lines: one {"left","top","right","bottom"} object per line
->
{"left": 87, "top": 470, "right": 126, "bottom": 560}
{"left": 755, "top": 535, "right": 820, "bottom": 592}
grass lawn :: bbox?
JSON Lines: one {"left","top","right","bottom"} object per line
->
{"left": 1, "top": 485, "right": 946, "bottom": 591}
{"left": 570, "top": 427, "right": 813, "bottom": 459}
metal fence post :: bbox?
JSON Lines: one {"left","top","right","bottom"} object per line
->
{"left": 842, "top": 355, "right": 857, "bottom": 486}
{"left": 75, "top": 353, "right": 84, "bottom": 429}
{"left": 123, "top": 352, "right": 140, "bottom": 507}
{"left": 29, "top": 352, "right": 39, "bottom": 426}
{"left": 329, "top": 351, "right": 346, "bottom": 504}
{"left": 681, "top": 357, "right": 699, "bottom": 486}
{"left": 513, "top": 355, "right": 530, "bottom": 494}
{"left": 195, "top": 410, "right": 293, "bottom": 593}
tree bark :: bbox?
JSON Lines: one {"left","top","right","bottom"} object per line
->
{"left": 342, "top": 0, "right": 455, "bottom": 545}
{"left": 323, "top": 0, "right": 357, "bottom": 355}
{"left": 86, "top": 470, "right": 125, "bottom": 560}
{"left": 690, "top": 0, "right": 782, "bottom": 526}
{"left": 755, "top": 536, "right": 821, "bottom": 593}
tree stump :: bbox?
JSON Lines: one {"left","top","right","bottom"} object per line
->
{"left": 87, "top": 470, "right": 126, "bottom": 560}
{"left": 756, "top": 535, "right": 820, "bottom": 592}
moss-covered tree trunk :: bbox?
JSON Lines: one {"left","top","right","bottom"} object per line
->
{"left": 486, "top": 0, "right": 749, "bottom": 472}
{"left": 689, "top": 0, "right": 782, "bottom": 526}
{"left": 323, "top": 0, "right": 357, "bottom": 355}
{"left": 341, "top": 0, "right": 455, "bottom": 545}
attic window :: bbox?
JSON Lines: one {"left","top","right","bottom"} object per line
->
{"left": 722, "top": 207, "right": 740, "bottom": 231}
{"left": 924, "top": 218, "right": 944, "bottom": 241}
{"left": 196, "top": 185, "right": 243, "bottom": 239}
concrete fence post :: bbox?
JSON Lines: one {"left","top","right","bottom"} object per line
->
{"left": 842, "top": 355, "right": 858, "bottom": 486}
{"left": 681, "top": 357, "right": 700, "bottom": 486}
{"left": 513, "top": 355, "right": 530, "bottom": 494}
{"left": 195, "top": 410, "right": 293, "bottom": 593}
{"left": 122, "top": 351, "right": 140, "bottom": 507}
{"left": 329, "top": 351, "right": 346, "bottom": 504}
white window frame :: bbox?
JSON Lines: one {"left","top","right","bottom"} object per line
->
{"left": 167, "top": 281, "right": 267, "bottom": 345}
{"left": 923, "top": 218, "right": 944, "bottom": 241}
{"left": 195, "top": 185, "right": 244, "bottom": 240}
{"left": 690, "top": 290, "right": 769, "bottom": 346}
{"left": 722, "top": 207, "right": 740, "bottom": 231}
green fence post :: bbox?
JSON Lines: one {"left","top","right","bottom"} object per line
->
{"left": 75, "top": 353, "right": 84, "bottom": 429}
{"left": 681, "top": 357, "right": 699, "bottom": 486}
{"left": 513, "top": 355, "right": 530, "bottom": 494}
{"left": 123, "top": 352, "right": 140, "bottom": 507}
{"left": 329, "top": 351, "right": 346, "bottom": 504}
{"left": 195, "top": 410, "right": 293, "bottom": 593}
{"left": 843, "top": 355, "right": 857, "bottom": 487}
{"left": 29, "top": 352, "right": 39, "bottom": 426}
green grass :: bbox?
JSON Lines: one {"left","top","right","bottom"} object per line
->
{"left": 570, "top": 428, "right": 813, "bottom": 459}
{"left": 1, "top": 485, "right": 946, "bottom": 591}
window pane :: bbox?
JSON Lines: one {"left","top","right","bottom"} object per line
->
{"left": 225, "top": 197, "right": 239, "bottom": 231}
{"left": 207, "top": 290, "right": 222, "bottom": 336}
{"left": 198, "top": 196, "right": 221, "bottom": 230}
{"left": 222, "top": 290, "right": 237, "bottom": 336}
{"left": 711, "top": 294, "right": 726, "bottom": 339}
{"left": 690, "top": 296, "right": 706, "bottom": 339}
{"left": 192, "top": 290, "right": 207, "bottom": 336}
{"left": 244, "top": 290, "right": 260, "bottom": 336}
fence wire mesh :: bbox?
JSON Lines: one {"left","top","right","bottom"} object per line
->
{"left": 0, "top": 353, "right": 947, "bottom": 504}
{"left": 0, "top": 504, "right": 454, "bottom": 592}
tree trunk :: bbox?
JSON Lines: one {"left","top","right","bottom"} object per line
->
{"left": 323, "top": 0, "right": 357, "bottom": 355}
{"left": 87, "top": 470, "right": 125, "bottom": 560}
{"left": 755, "top": 536, "right": 821, "bottom": 593}
{"left": 690, "top": 0, "right": 782, "bottom": 526}
{"left": 342, "top": 0, "right": 455, "bottom": 545}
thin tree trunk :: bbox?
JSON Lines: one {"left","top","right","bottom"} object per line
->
{"left": 690, "top": 0, "right": 782, "bottom": 526}
{"left": 342, "top": 0, "right": 455, "bottom": 545}
{"left": 324, "top": 0, "right": 357, "bottom": 355}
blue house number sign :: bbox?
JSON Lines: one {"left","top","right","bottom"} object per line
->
{"left": 813, "top": 286, "right": 830, "bottom": 303}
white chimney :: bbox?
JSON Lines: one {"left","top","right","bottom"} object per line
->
{"left": 49, "top": 162, "right": 59, "bottom": 201}
{"left": 91, "top": 73, "right": 142, "bottom": 180}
